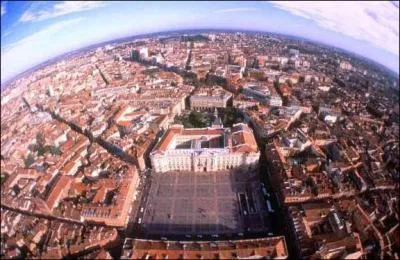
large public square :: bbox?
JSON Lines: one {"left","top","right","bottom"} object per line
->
{"left": 140, "top": 167, "right": 269, "bottom": 236}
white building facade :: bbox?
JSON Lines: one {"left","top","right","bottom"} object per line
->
{"left": 150, "top": 123, "right": 259, "bottom": 173}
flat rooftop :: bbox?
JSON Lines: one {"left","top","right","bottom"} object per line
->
{"left": 174, "top": 136, "right": 224, "bottom": 150}
{"left": 246, "top": 85, "right": 270, "bottom": 93}
{"left": 142, "top": 168, "right": 268, "bottom": 236}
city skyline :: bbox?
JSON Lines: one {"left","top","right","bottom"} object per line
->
{"left": 1, "top": 1, "right": 399, "bottom": 84}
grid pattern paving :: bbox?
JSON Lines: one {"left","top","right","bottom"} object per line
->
{"left": 142, "top": 169, "right": 266, "bottom": 235}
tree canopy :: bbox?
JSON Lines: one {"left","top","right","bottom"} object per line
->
{"left": 222, "top": 107, "right": 244, "bottom": 127}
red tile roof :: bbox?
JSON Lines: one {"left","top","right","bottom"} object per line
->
{"left": 153, "top": 124, "right": 258, "bottom": 153}
{"left": 46, "top": 175, "right": 72, "bottom": 210}
{"left": 127, "top": 237, "right": 288, "bottom": 259}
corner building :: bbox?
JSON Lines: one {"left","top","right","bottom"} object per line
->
{"left": 150, "top": 123, "right": 259, "bottom": 173}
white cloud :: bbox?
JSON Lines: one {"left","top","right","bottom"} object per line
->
{"left": 270, "top": 1, "right": 400, "bottom": 56}
{"left": 1, "top": 18, "right": 83, "bottom": 82}
{"left": 214, "top": 7, "right": 259, "bottom": 14}
{"left": 11, "top": 18, "right": 83, "bottom": 48}
{"left": 1, "top": 1, "right": 6, "bottom": 16}
{"left": 1, "top": 30, "right": 12, "bottom": 39}
{"left": 19, "top": 1, "right": 106, "bottom": 22}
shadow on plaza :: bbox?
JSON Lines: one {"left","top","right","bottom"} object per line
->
{"left": 140, "top": 223, "right": 248, "bottom": 241}
{"left": 133, "top": 165, "right": 265, "bottom": 241}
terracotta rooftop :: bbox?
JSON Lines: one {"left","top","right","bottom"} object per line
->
{"left": 45, "top": 175, "right": 72, "bottom": 210}
{"left": 182, "top": 128, "right": 225, "bottom": 136}
{"left": 126, "top": 237, "right": 288, "bottom": 259}
{"left": 152, "top": 123, "right": 257, "bottom": 154}
{"left": 152, "top": 127, "right": 182, "bottom": 152}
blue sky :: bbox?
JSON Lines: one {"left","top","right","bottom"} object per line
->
{"left": 1, "top": 1, "right": 399, "bottom": 83}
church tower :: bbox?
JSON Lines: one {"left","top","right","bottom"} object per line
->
{"left": 211, "top": 108, "right": 223, "bottom": 128}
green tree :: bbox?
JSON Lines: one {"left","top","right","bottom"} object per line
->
{"left": 50, "top": 145, "right": 62, "bottom": 156}
{"left": 24, "top": 154, "right": 35, "bottom": 168}
{"left": 222, "top": 107, "right": 243, "bottom": 127}
{"left": 28, "top": 143, "right": 38, "bottom": 152}
{"left": 189, "top": 111, "right": 206, "bottom": 128}
{"left": 36, "top": 133, "right": 46, "bottom": 147}
{"left": 34, "top": 133, "right": 47, "bottom": 156}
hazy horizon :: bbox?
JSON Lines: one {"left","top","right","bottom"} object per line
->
{"left": 1, "top": 1, "right": 399, "bottom": 84}
{"left": 2, "top": 27, "right": 399, "bottom": 89}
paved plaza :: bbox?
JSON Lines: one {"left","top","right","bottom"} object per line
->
{"left": 142, "top": 168, "right": 267, "bottom": 236}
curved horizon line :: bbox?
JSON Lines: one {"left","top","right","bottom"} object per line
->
{"left": 1, "top": 27, "right": 399, "bottom": 88}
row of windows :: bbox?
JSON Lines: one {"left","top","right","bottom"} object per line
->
{"left": 155, "top": 157, "right": 246, "bottom": 166}
{"left": 153, "top": 155, "right": 258, "bottom": 169}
